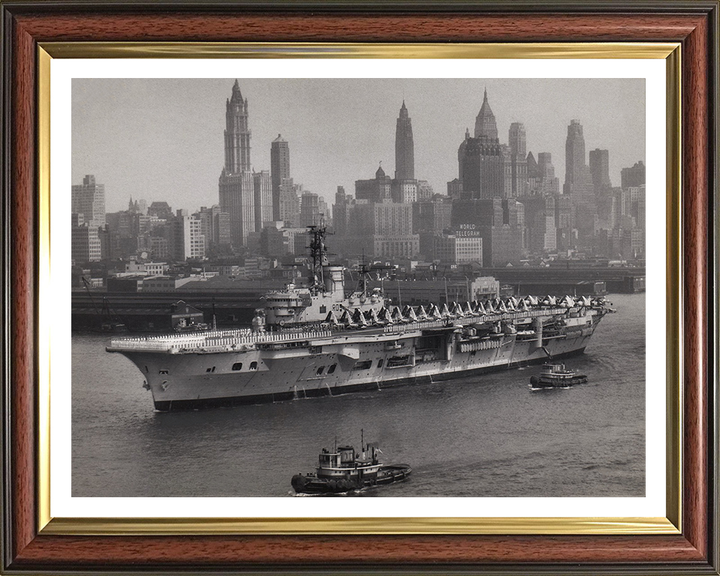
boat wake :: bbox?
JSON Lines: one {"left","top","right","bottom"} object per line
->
{"left": 290, "top": 488, "right": 367, "bottom": 497}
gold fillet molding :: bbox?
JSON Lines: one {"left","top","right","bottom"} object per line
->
{"left": 39, "top": 41, "right": 679, "bottom": 59}
{"left": 36, "top": 42, "right": 683, "bottom": 536}
{"left": 42, "top": 516, "right": 679, "bottom": 536}
{"left": 37, "top": 46, "right": 52, "bottom": 532}
{"left": 664, "top": 44, "right": 682, "bottom": 534}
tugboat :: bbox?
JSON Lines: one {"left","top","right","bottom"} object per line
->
{"left": 529, "top": 362, "right": 588, "bottom": 390}
{"left": 291, "top": 432, "right": 412, "bottom": 495}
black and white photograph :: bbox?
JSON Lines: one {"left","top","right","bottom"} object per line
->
{"left": 69, "top": 74, "right": 649, "bottom": 500}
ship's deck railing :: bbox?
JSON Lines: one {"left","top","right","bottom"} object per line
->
{"left": 109, "top": 328, "right": 332, "bottom": 352}
{"left": 383, "top": 320, "right": 447, "bottom": 334}
{"left": 108, "top": 307, "right": 584, "bottom": 352}
{"left": 473, "top": 308, "right": 569, "bottom": 321}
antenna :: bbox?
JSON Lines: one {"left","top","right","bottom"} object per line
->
{"left": 212, "top": 296, "right": 217, "bottom": 330}
{"left": 361, "top": 428, "right": 364, "bottom": 452}
{"left": 359, "top": 250, "right": 368, "bottom": 295}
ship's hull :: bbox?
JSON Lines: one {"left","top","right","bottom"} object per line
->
{"left": 529, "top": 373, "right": 588, "bottom": 389}
{"left": 114, "top": 319, "right": 599, "bottom": 411}
{"left": 291, "top": 464, "right": 412, "bottom": 494}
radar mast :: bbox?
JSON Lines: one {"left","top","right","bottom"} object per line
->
{"left": 307, "top": 224, "right": 330, "bottom": 293}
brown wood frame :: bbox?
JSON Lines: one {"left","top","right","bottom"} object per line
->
{"left": 1, "top": 1, "right": 717, "bottom": 573}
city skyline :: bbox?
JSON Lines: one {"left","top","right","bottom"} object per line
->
{"left": 72, "top": 78, "right": 645, "bottom": 214}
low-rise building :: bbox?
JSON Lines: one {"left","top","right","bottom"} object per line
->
{"left": 141, "top": 276, "right": 198, "bottom": 292}
{"left": 208, "top": 264, "right": 243, "bottom": 277}
{"left": 145, "top": 262, "right": 169, "bottom": 276}
{"left": 106, "top": 275, "right": 145, "bottom": 292}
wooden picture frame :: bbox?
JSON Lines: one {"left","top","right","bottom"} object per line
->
{"left": 1, "top": 1, "right": 717, "bottom": 573}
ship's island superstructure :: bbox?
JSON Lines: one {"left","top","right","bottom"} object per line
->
{"left": 262, "top": 225, "right": 386, "bottom": 327}
{"left": 107, "top": 227, "right": 614, "bottom": 411}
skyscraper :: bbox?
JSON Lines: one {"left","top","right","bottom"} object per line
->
{"left": 253, "top": 170, "right": 273, "bottom": 231}
{"left": 416, "top": 180, "right": 434, "bottom": 201}
{"left": 371, "top": 203, "right": 418, "bottom": 259}
{"left": 589, "top": 148, "right": 612, "bottom": 194}
{"left": 219, "top": 80, "right": 255, "bottom": 246}
{"left": 72, "top": 174, "right": 106, "bottom": 227}
{"left": 224, "top": 80, "right": 251, "bottom": 173}
{"left": 528, "top": 152, "right": 560, "bottom": 196}
{"left": 537, "top": 153, "right": 555, "bottom": 177}
{"left": 526, "top": 152, "right": 539, "bottom": 179}
{"left": 270, "top": 134, "right": 290, "bottom": 221}
{"left": 564, "top": 120, "right": 586, "bottom": 194}
{"left": 508, "top": 122, "right": 528, "bottom": 197}
{"left": 518, "top": 195, "right": 557, "bottom": 254}
{"left": 413, "top": 197, "right": 452, "bottom": 234}
{"left": 278, "top": 178, "right": 301, "bottom": 227}
{"left": 71, "top": 215, "right": 102, "bottom": 263}
{"left": 300, "top": 192, "right": 325, "bottom": 227}
{"left": 458, "top": 90, "right": 511, "bottom": 199}
{"left": 621, "top": 161, "right": 646, "bottom": 189}
{"left": 195, "top": 205, "right": 230, "bottom": 248}
{"left": 171, "top": 211, "right": 206, "bottom": 260}
{"left": 394, "top": 101, "right": 414, "bottom": 181}
{"left": 508, "top": 122, "right": 526, "bottom": 157}
{"left": 451, "top": 198, "right": 523, "bottom": 266}
{"left": 333, "top": 186, "right": 351, "bottom": 238}
{"left": 356, "top": 164, "right": 393, "bottom": 202}
{"left": 562, "top": 119, "right": 595, "bottom": 242}
{"left": 474, "top": 88, "right": 499, "bottom": 141}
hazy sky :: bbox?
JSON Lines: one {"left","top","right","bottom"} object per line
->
{"left": 72, "top": 78, "right": 645, "bottom": 214}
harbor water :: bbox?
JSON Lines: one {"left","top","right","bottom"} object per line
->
{"left": 72, "top": 293, "right": 645, "bottom": 497}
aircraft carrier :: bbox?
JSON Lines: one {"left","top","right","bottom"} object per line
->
{"left": 107, "top": 227, "right": 613, "bottom": 411}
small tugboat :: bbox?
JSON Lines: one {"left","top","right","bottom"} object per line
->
{"left": 529, "top": 362, "right": 588, "bottom": 390}
{"left": 291, "top": 432, "right": 412, "bottom": 495}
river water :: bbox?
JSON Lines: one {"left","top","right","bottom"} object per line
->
{"left": 72, "top": 293, "right": 645, "bottom": 497}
